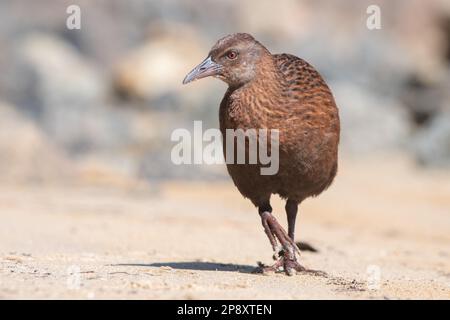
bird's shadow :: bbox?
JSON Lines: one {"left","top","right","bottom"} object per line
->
{"left": 110, "top": 243, "right": 319, "bottom": 275}
{"left": 112, "top": 261, "right": 256, "bottom": 274}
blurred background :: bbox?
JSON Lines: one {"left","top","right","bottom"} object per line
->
{"left": 1, "top": 0, "right": 450, "bottom": 299}
{"left": 0, "top": 0, "right": 450, "bottom": 185}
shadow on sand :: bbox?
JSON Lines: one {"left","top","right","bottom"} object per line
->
{"left": 112, "top": 261, "right": 256, "bottom": 274}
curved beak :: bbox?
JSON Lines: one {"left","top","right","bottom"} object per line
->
{"left": 182, "top": 56, "right": 222, "bottom": 85}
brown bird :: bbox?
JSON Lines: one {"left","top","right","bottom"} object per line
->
{"left": 183, "top": 33, "right": 340, "bottom": 275}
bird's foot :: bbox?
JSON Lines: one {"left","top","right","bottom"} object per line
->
{"left": 254, "top": 256, "right": 305, "bottom": 276}
{"left": 257, "top": 211, "right": 327, "bottom": 276}
{"left": 254, "top": 257, "right": 327, "bottom": 277}
{"left": 283, "top": 256, "right": 307, "bottom": 276}
{"left": 256, "top": 211, "right": 302, "bottom": 275}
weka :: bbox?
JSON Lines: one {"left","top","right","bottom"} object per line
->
{"left": 183, "top": 33, "right": 340, "bottom": 275}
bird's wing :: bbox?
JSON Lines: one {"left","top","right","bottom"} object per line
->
{"left": 272, "top": 53, "right": 338, "bottom": 134}
{"left": 273, "top": 53, "right": 329, "bottom": 95}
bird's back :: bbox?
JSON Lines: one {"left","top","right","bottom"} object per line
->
{"left": 273, "top": 53, "right": 340, "bottom": 198}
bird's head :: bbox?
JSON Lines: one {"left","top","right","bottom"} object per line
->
{"left": 183, "top": 33, "right": 269, "bottom": 87}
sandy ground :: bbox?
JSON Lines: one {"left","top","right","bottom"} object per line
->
{"left": 0, "top": 156, "right": 449, "bottom": 299}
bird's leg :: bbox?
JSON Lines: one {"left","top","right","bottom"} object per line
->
{"left": 261, "top": 211, "right": 301, "bottom": 258}
{"left": 256, "top": 211, "right": 305, "bottom": 276}
{"left": 258, "top": 205, "right": 282, "bottom": 259}
{"left": 285, "top": 199, "right": 298, "bottom": 241}
{"left": 261, "top": 213, "right": 282, "bottom": 259}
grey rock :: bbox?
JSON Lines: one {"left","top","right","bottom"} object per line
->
{"left": 412, "top": 111, "right": 450, "bottom": 167}
{"left": 0, "top": 101, "right": 73, "bottom": 183}
{"left": 333, "top": 82, "right": 411, "bottom": 154}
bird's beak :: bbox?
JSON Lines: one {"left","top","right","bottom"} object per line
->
{"left": 182, "top": 56, "right": 222, "bottom": 85}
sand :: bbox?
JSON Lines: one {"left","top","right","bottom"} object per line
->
{"left": 0, "top": 156, "right": 449, "bottom": 299}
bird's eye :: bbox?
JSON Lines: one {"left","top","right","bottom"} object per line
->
{"left": 226, "top": 50, "right": 238, "bottom": 60}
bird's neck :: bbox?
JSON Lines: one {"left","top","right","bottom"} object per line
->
{"left": 223, "top": 56, "right": 286, "bottom": 127}
{"left": 231, "top": 55, "right": 282, "bottom": 97}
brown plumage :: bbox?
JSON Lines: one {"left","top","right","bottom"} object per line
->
{"left": 183, "top": 33, "right": 340, "bottom": 275}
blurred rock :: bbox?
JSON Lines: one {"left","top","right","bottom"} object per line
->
{"left": 412, "top": 111, "right": 450, "bottom": 167}
{"left": 113, "top": 23, "right": 223, "bottom": 111}
{"left": 0, "top": 0, "right": 449, "bottom": 182}
{"left": 238, "top": 0, "right": 309, "bottom": 40}
{"left": 140, "top": 152, "right": 227, "bottom": 181}
{"left": 15, "top": 33, "right": 133, "bottom": 153}
{"left": 17, "top": 33, "right": 107, "bottom": 108}
{"left": 0, "top": 101, "right": 73, "bottom": 183}
{"left": 334, "top": 82, "right": 411, "bottom": 154}
{"left": 401, "top": 75, "right": 443, "bottom": 126}
{"left": 401, "top": 71, "right": 450, "bottom": 128}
